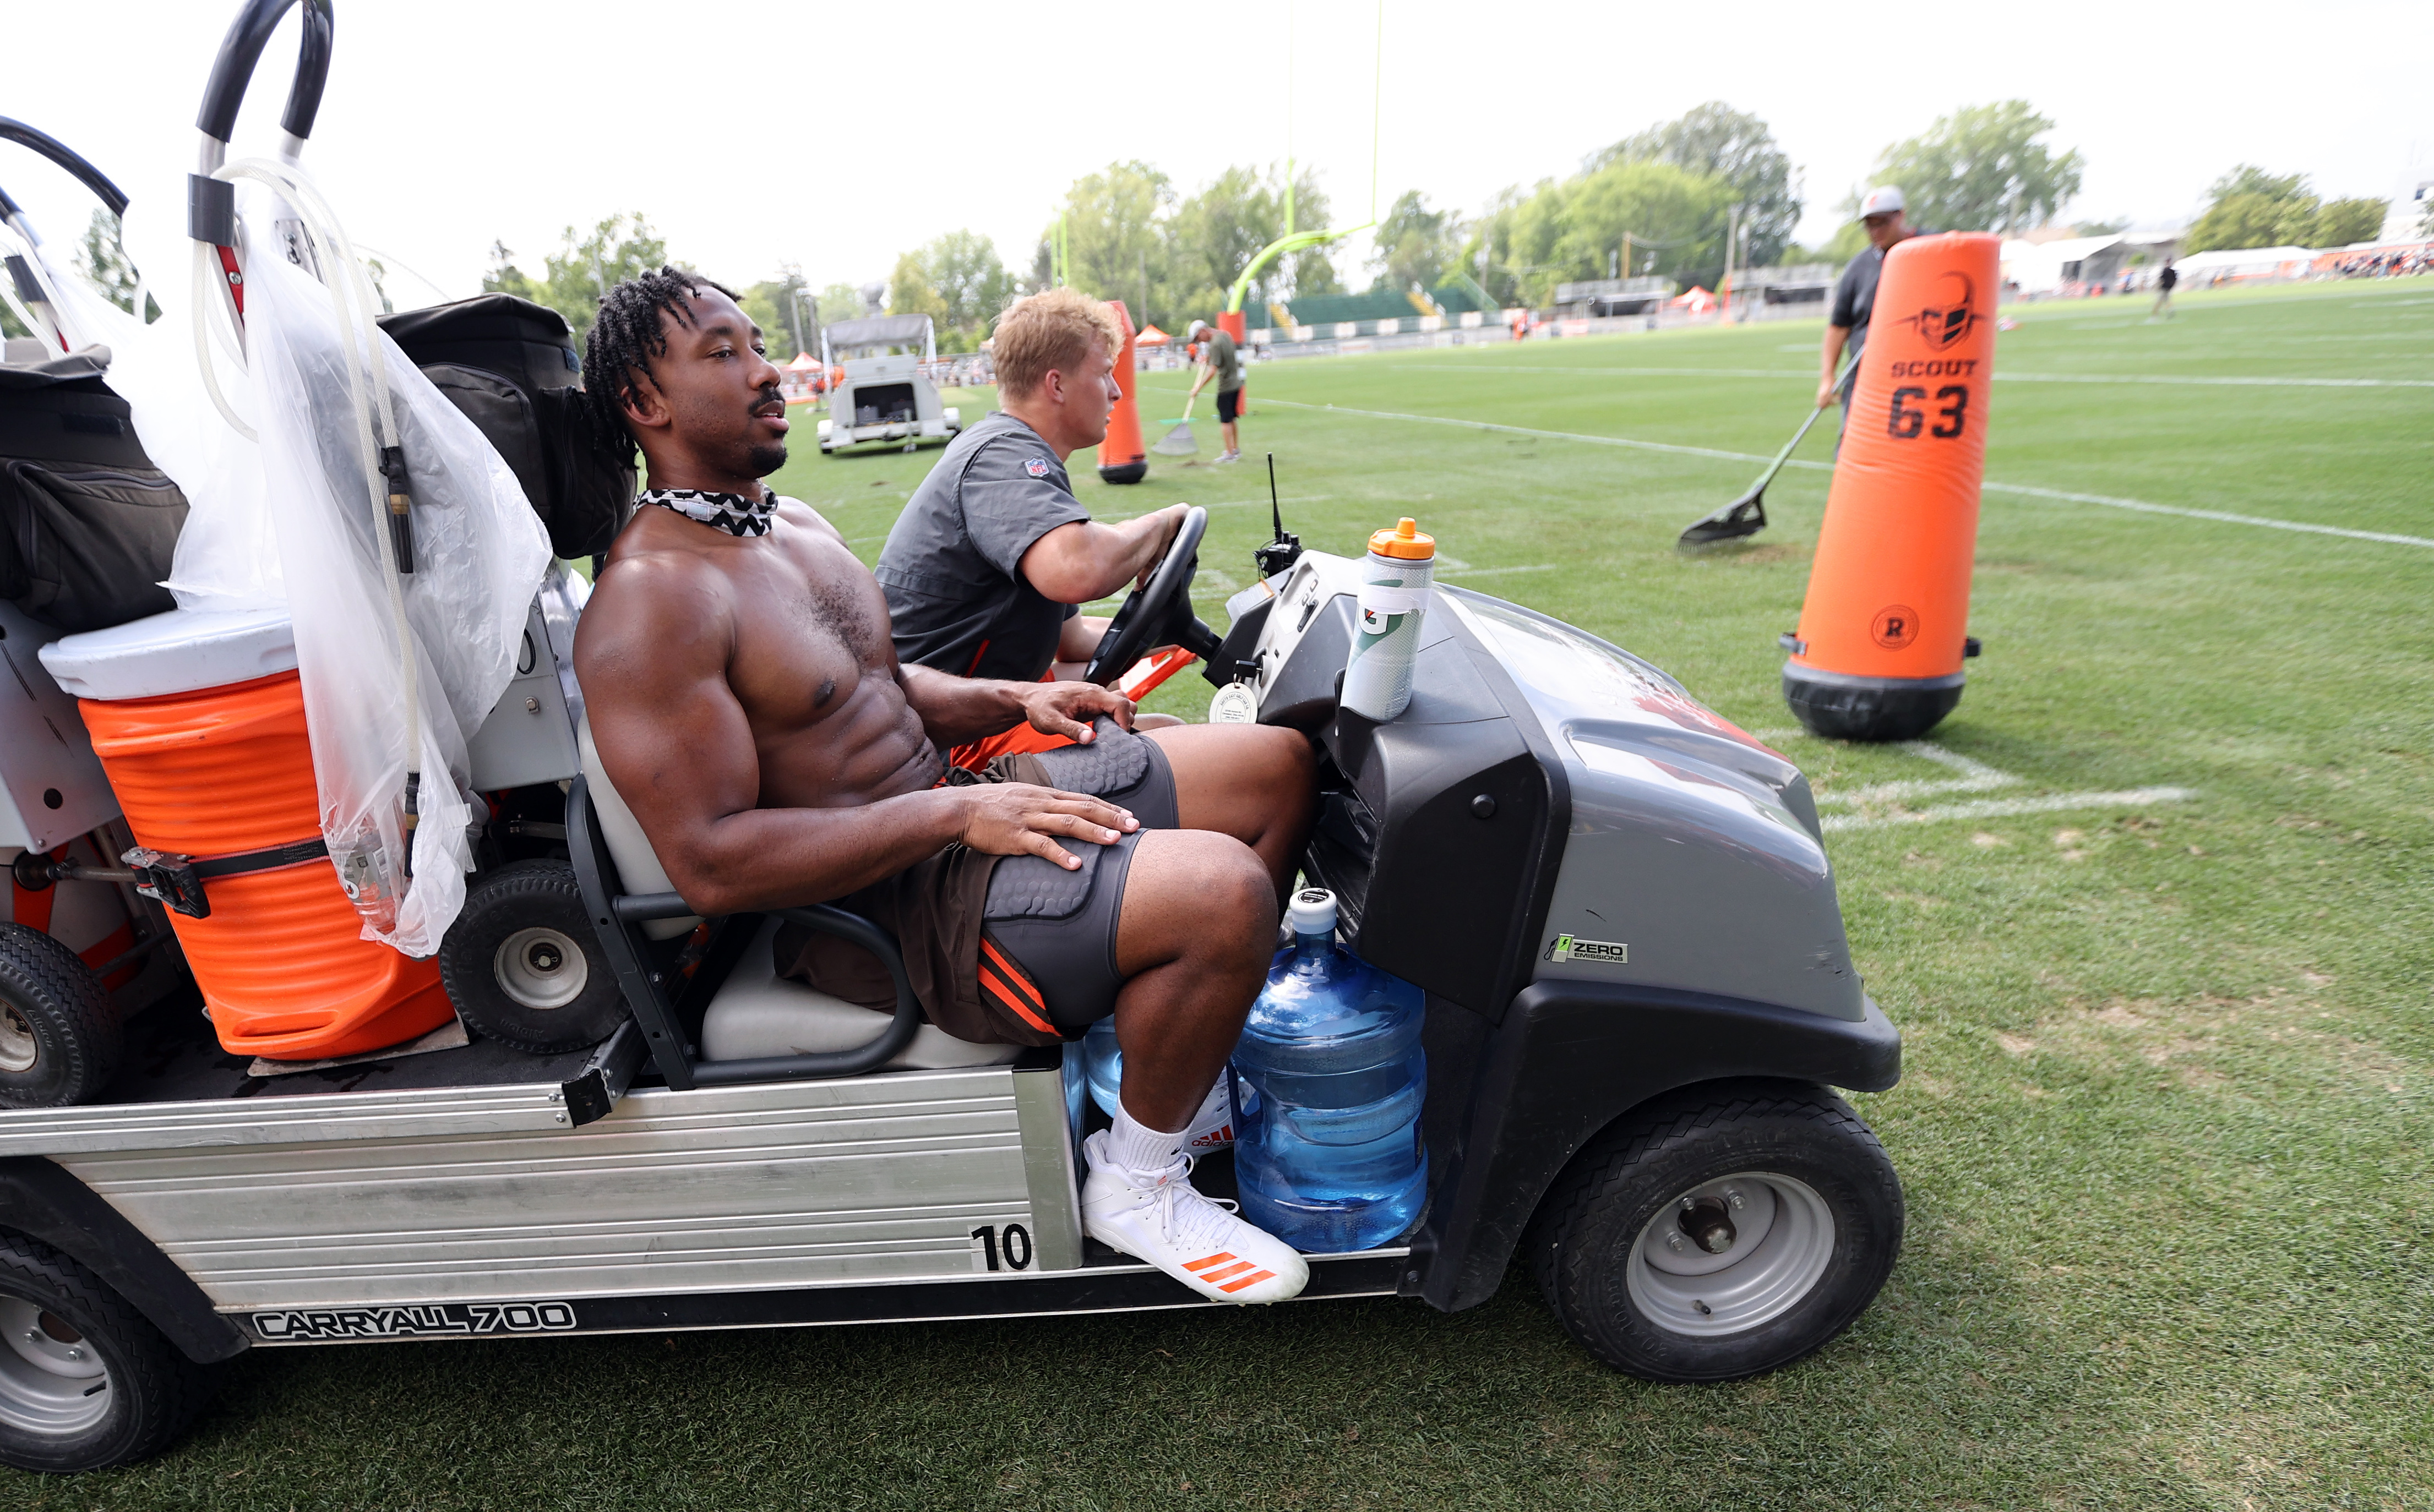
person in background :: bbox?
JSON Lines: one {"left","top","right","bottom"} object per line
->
{"left": 2150, "top": 260, "right": 2178, "bottom": 320}
{"left": 1184, "top": 318, "right": 1244, "bottom": 464}
{"left": 1817, "top": 185, "right": 1918, "bottom": 435}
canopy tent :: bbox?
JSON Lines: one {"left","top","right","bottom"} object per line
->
{"left": 1135, "top": 324, "right": 1172, "bottom": 345}
{"left": 1997, "top": 231, "right": 2181, "bottom": 295}
{"left": 2167, "top": 245, "right": 2318, "bottom": 282}
{"left": 821, "top": 314, "right": 936, "bottom": 365}
{"left": 778, "top": 348, "right": 827, "bottom": 402}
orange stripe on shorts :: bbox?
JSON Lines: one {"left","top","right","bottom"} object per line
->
{"left": 978, "top": 943, "right": 1055, "bottom": 1035}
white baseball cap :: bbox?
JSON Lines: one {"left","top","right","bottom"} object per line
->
{"left": 1858, "top": 186, "right": 1906, "bottom": 219}
{"left": 1186, "top": 319, "right": 1210, "bottom": 340}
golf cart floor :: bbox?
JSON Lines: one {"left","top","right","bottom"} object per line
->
{"left": 86, "top": 990, "right": 606, "bottom": 1109}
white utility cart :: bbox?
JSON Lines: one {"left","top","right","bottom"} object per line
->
{"left": 816, "top": 314, "right": 961, "bottom": 455}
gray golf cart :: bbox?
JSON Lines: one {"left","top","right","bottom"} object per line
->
{"left": 2, "top": 491, "right": 1903, "bottom": 1471}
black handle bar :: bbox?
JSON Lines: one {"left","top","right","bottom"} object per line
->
{"left": 196, "top": 0, "right": 335, "bottom": 144}
{"left": 0, "top": 117, "right": 129, "bottom": 221}
{"left": 565, "top": 774, "right": 927, "bottom": 1091}
{"left": 611, "top": 894, "right": 926, "bottom": 1084}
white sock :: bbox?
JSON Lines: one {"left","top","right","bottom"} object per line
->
{"left": 1107, "top": 1098, "right": 1187, "bottom": 1178}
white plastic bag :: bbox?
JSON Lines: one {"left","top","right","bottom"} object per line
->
{"left": 237, "top": 187, "right": 549, "bottom": 957}
{"left": 43, "top": 182, "right": 286, "bottom": 612}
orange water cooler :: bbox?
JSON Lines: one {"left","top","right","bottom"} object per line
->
{"left": 40, "top": 610, "right": 453, "bottom": 1060}
{"left": 1783, "top": 232, "right": 2000, "bottom": 741}
{"left": 1097, "top": 299, "right": 1147, "bottom": 485}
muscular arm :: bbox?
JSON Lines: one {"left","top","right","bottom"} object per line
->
{"left": 897, "top": 662, "right": 1132, "bottom": 746}
{"left": 1019, "top": 504, "right": 1189, "bottom": 604}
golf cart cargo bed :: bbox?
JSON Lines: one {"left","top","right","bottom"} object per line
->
{"left": 0, "top": 1005, "right": 626, "bottom": 1157}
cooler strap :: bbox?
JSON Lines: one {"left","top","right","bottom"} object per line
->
{"left": 122, "top": 836, "right": 330, "bottom": 920}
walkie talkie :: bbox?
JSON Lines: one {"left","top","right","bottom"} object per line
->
{"left": 1253, "top": 453, "right": 1302, "bottom": 579}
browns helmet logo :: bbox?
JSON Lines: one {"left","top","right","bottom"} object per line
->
{"left": 1899, "top": 271, "right": 1983, "bottom": 351}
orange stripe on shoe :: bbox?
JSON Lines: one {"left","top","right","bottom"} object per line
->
{"left": 1199, "top": 1261, "right": 1257, "bottom": 1284}
{"left": 1218, "top": 1269, "right": 1278, "bottom": 1293}
{"left": 1182, "top": 1252, "right": 1237, "bottom": 1273}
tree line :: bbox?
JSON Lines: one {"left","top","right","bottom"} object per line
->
{"left": 462, "top": 101, "right": 2414, "bottom": 357}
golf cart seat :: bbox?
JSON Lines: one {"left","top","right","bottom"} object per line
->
{"left": 573, "top": 714, "right": 1016, "bottom": 1073}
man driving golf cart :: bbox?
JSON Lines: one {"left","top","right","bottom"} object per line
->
{"left": 573, "top": 270, "right": 1313, "bottom": 1303}
{"left": 873, "top": 288, "right": 1316, "bottom": 888}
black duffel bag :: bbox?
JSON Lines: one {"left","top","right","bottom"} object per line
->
{"left": 379, "top": 294, "right": 634, "bottom": 560}
{"left": 0, "top": 345, "right": 186, "bottom": 634}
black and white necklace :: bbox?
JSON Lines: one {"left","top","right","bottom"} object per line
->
{"left": 641, "top": 487, "right": 777, "bottom": 538}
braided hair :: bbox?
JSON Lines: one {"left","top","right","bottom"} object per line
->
{"left": 580, "top": 266, "right": 740, "bottom": 457}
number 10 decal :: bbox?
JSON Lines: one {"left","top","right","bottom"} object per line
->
{"left": 971, "top": 1224, "right": 1033, "bottom": 1272}
{"left": 1889, "top": 385, "right": 1969, "bottom": 439}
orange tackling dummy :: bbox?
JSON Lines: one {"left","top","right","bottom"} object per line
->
{"left": 1783, "top": 232, "right": 2000, "bottom": 740}
{"left": 1096, "top": 299, "right": 1146, "bottom": 485}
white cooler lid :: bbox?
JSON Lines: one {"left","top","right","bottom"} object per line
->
{"left": 39, "top": 607, "right": 297, "bottom": 701}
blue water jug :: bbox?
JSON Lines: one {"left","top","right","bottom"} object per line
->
{"left": 1232, "top": 888, "right": 1428, "bottom": 1252}
{"left": 1082, "top": 1016, "right": 1123, "bottom": 1120}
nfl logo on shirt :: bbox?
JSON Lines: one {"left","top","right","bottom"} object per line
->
{"left": 1026, "top": 457, "right": 1051, "bottom": 478}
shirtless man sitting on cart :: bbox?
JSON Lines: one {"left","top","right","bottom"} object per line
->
{"left": 573, "top": 269, "right": 1307, "bottom": 1303}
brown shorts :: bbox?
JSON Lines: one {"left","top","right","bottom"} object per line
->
{"left": 772, "top": 719, "right": 1179, "bottom": 1047}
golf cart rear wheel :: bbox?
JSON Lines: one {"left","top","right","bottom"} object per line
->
{"left": 438, "top": 861, "right": 622, "bottom": 1054}
{"left": 1526, "top": 1080, "right": 1902, "bottom": 1382}
{"left": 0, "top": 1230, "right": 216, "bottom": 1473}
{"left": 0, "top": 923, "right": 123, "bottom": 1109}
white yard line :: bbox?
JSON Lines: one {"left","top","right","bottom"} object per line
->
{"left": 1772, "top": 739, "right": 2194, "bottom": 833}
{"left": 1385, "top": 364, "right": 2434, "bottom": 388}
{"left": 1981, "top": 483, "right": 2434, "bottom": 549}
{"left": 1440, "top": 564, "right": 1560, "bottom": 578}
{"left": 1810, "top": 741, "right": 2020, "bottom": 806}
{"left": 1817, "top": 786, "right": 2196, "bottom": 832}
{"left": 1250, "top": 396, "right": 2434, "bottom": 551}
{"left": 1255, "top": 396, "right": 1771, "bottom": 466}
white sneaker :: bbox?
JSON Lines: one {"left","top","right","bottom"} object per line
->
{"left": 1082, "top": 1132, "right": 1309, "bottom": 1303}
{"left": 1183, "top": 1075, "right": 1235, "bottom": 1153}
{"left": 1214, "top": 449, "right": 1241, "bottom": 465}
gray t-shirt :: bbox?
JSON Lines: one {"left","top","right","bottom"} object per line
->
{"left": 1202, "top": 329, "right": 1242, "bottom": 393}
{"left": 1829, "top": 245, "right": 1888, "bottom": 354}
{"left": 876, "top": 411, "right": 1090, "bottom": 684}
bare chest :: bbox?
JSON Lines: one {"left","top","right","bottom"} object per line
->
{"left": 726, "top": 543, "right": 895, "bottom": 735}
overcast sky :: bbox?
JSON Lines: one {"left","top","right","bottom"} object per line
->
{"left": 8, "top": 0, "right": 2426, "bottom": 312}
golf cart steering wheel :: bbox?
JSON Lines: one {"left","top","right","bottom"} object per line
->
{"left": 1083, "top": 506, "right": 1226, "bottom": 687}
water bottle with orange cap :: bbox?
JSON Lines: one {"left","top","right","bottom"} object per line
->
{"left": 1342, "top": 517, "right": 1435, "bottom": 722}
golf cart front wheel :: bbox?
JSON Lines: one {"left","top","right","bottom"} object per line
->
{"left": 0, "top": 1231, "right": 217, "bottom": 1472}
{"left": 1526, "top": 1080, "right": 1902, "bottom": 1382}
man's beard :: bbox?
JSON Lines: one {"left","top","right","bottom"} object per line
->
{"left": 747, "top": 440, "right": 788, "bottom": 477}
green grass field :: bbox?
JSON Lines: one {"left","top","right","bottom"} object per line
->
{"left": 19, "top": 278, "right": 2433, "bottom": 1510}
